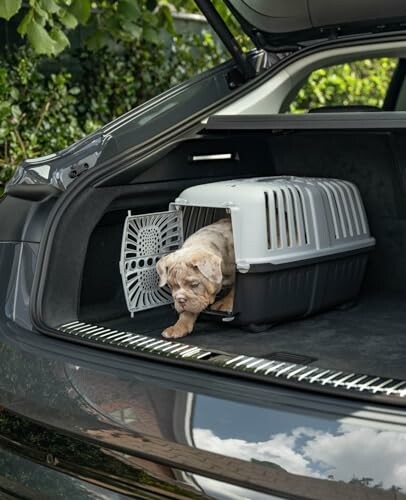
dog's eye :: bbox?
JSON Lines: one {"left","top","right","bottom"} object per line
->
{"left": 191, "top": 282, "right": 199, "bottom": 288}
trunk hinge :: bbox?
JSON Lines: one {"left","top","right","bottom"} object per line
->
{"left": 195, "top": 0, "right": 255, "bottom": 82}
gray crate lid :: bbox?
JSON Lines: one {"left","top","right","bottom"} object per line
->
{"left": 174, "top": 176, "right": 375, "bottom": 270}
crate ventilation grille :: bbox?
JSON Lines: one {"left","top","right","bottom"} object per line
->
{"left": 316, "top": 179, "right": 368, "bottom": 239}
{"left": 120, "top": 210, "right": 183, "bottom": 316}
{"left": 260, "top": 178, "right": 369, "bottom": 252}
{"left": 264, "top": 186, "right": 309, "bottom": 250}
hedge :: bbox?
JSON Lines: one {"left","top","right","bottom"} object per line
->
{"left": 290, "top": 58, "right": 397, "bottom": 113}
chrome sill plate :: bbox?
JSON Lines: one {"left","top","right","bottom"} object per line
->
{"left": 58, "top": 321, "right": 406, "bottom": 404}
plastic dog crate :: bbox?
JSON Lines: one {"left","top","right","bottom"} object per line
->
{"left": 120, "top": 177, "right": 375, "bottom": 326}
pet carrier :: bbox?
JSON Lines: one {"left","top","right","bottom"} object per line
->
{"left": 120, "top": 177, "right": 375, "bottom": 326}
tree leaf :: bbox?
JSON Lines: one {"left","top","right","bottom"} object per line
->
{"left": 86, "top": 30, "right": 109, "bottom": 50}
{"left": 40, "top": 0, "right": 60, "bottom": 14}
{"left": 50, "top": 27, "right": 70, "bottom": 55}
{"left": 143, "top": 26, "right": 160, "bottom": 44}
{"left": 0, "top": 0, "right": 22, "bottom": 21}
{"left": 70, "top": 0, "right": 91, "bottom": 25}
{"left": 158, "top": 5, "right": 174, "bottom": 35}
{"left": 33, "top": 2, "right": 49, "bottom": 23}
{"left": 26, "top": 19, "right": 56, "bottom": 55}
{"left": 118, "top": 0, "right": 141, "bottom": 20}
{"left": 17, "top": 10, "right": 34, "bottom": 36}
{"left": 121, "top": 20, "right": 142, "bottom": 40}
{"left": 59, "top": 10, "right": 78, "bottom": 29}
{"left": 0, "top": 0, "right": 22, "bottom": 20}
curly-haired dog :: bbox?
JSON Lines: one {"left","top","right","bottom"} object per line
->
{"left": 156, "top": 218, "right": 235, "bottom": 339}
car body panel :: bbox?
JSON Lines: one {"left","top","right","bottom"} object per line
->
{"left": 0, "top": 446, "right": 134, "bottom": 499}
{"left": 225, "top": 0, "right": 406, "bottom": 47}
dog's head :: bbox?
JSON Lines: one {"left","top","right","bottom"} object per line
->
{"left": 156, "top": 249, "right": 222, "bottom": 314}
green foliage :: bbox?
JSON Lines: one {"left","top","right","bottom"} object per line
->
{"left": 0, "top": 49, "right": 82, "bottom": 189}
{"left": 2, "top": 0, "right": 182, "bottom": 55}
{"left": 289, "top": 58, "right": 397, "bottom": 113}
{"left": 0, "top": 36, "right": 225, "bottom": 192}
{"left": 15, "top": 0, "right": 87, "bottom": 56}
{"left": 1, "top": 1, "right": 251, "bottom": 56}
{"left": 0, "top": 0, "right": 22, "bottom": 21}
{"left": 170, "top": 0, "right": 252, "bottom": 49}
{"left": 79, "top": 32, "right": 223, "bottom": 133}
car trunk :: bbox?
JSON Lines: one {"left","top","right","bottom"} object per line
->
{"left": 75, "top": 126, "right": 406, "bottom": 383}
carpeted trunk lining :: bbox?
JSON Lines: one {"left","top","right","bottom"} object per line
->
{"left": 99, "top": 290, "right": 406, "bottom": 381}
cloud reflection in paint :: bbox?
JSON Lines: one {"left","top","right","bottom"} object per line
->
{"left": 194, "top": 424, "right": 406, "bottom": 491}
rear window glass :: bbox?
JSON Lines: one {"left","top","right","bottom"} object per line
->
{"left": 286, "top": 57, "right": 398, "bottom": 114}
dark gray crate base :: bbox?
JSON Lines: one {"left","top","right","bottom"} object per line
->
{"left": 205, "top": 252, "right": 369, "bottom": 327}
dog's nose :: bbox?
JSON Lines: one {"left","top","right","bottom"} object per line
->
{"left": 177, "top": 297, "right": 187, "bottom": 305}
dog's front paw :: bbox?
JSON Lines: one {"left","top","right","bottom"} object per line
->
{"left": 162, "top": 325, "right": 190, "bottom": 339}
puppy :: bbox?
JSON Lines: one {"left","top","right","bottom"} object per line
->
{"left": 156, "top": 218, "right": 235, "bottom": 339}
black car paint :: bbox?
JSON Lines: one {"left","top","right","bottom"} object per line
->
{"left": 2, "top": 33, "right": 406, "bottom": 498}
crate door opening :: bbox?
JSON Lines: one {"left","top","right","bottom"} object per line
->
{"left": 179, "top": 205, "right": 233, "bottom": 319}
{"left": 173, "top": 176, "right": 376, "bottom": 326}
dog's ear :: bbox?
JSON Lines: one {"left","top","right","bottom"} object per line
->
{"left": 156, "top": 254, "right": 173, "bottom": 287}
{"left": 194, "top": 253, "right": 222, "bottom": 285}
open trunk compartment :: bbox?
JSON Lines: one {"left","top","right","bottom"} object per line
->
{"left": 38, "top": 126, "right": 406, "bottom": 402}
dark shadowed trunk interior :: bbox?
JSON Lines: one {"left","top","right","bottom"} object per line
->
{"left": 77, "top": 129, "right": 406, "bottom": 380}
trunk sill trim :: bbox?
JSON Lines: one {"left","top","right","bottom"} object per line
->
{"left": 57, "top": 321, "right": 406, "bottom": 404}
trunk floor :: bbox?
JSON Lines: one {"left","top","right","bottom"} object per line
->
{"left": 98, "top": 292, "right": 406, "bottom": 380}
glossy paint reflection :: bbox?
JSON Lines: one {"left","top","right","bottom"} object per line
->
{"left": 0, "top": 444, "right": 132, "bottom": 499}
{"left": 193, "top": 396, "right": 406, "bottom": 492}
{"left": 66, "top": 365, "right": 406, "bottom": 496}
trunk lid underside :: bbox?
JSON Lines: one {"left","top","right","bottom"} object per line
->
{"left": 221, "top": 0, "right": 406, "bottom": 48}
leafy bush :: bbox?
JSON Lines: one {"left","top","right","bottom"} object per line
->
{"left": 289, "top": 58, "right": 397, "bottom": 113}
{"left": 0, "top": 0, "right": 177, "bottom": 56}
{"left": 0, "top": 1, "right": 247, "bottom": 56}
{"left": 0, "top": 34, "right": 225, "bottom": 192}
{"left": 78, "top": 32, "right": 224, "bottom": 133}
{"left": 0, "top": 50, "right": 82, "bottom": 189}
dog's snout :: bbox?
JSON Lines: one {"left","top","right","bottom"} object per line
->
{"left": 174, "top": 290, "right": 187, "bottom": 304}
